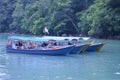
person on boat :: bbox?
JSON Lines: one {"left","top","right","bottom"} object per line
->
{"left": 51, "top": 46, "right": 57, "bottom": 50}
{"left": 12, "top": 41, "right": 17, "bottom": 49}
{"left": 26, "top": 40, "right": 31, "bottom": 49}
{"left": 53, "top": 42, "right": 57, "bottom": 46}
{"left": 21, "top": 41, "right": 27, "bottom": 49}
{"left": 37, "top": 42, "right": 42, "bottom": 49}
{"left": 31, "top": 41, "right": 37, "bottom": 49}
{"left": 42, "top": 42, "right": 48, "bottom": 47}
{"left": 7, "top": 39, "right": 12, "bottom": 48}
{"left": 68, "top": 41, "right": 72, "bottom": 45}
{"left": 46, "top": 41, "right": 52, "bottom": 48}
{"left": 58, "top": 41, "right": 63, "bottom": 46}
{"left": 17, "top": 40, "right": 23, "bottom": 49}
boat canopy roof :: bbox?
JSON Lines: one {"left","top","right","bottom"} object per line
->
{"left": 8, "top": 36, "right": 69, "bottom": 42}
{"left": 43, "top": 36, "right": 90, "bottom": 41}
{"left": 8, "top": 36, "right": 48, "bottom": 42}
{"left": 8, "top": 35, "right": 90, "bottom": 42}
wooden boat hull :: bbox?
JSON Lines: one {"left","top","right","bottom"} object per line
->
{"left": 86, "top": 43, "right": 105, "bottom": 52}
{"left": 70, "top": 44, "right": 90, "bottom": 54}
{"left": 6, "top": 46, "right": 74, "bottom": 55}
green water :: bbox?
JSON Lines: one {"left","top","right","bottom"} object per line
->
{"left": 0, "top": 33, "right": 120, "bottom": 80}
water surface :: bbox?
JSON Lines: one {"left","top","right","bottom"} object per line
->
{"left": 0, "top": 33, "right": 120, "bottom": 80}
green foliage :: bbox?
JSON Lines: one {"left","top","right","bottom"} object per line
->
{"left": 77, "top": 0, "right": 120, "bottom": 38}
{"left": 0, "top": 0, "right": 119, "bottom": 39}
{"left": 0, "top": 0, "right": 15, "bottom": 32}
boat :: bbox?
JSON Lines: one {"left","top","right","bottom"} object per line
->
{"left": 6, "top": 45, "right": 74, "bottom": 55}
{"left": 70, "top": 44, "right": 90, "bottom": 54}
{"left": 43, "top": 36, "right": 90, "bottom": 41}
{"left": 85, "top": 41, "right": 106, "bottom": 52}
{"left": 6, "top": 36, "right": 74, "bottom": 55}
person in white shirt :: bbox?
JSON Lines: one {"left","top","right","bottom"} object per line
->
{"left": 12, "top": 41, "right": 17, "bottom": 49}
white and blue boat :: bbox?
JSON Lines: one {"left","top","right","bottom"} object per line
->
{"left": 6, "top": 36, "right": 74, "bottom": 55}
{"left": 70, "top": 44, "right": 90, "bottom": 54}
{"left": 86, "top": 42, "right": 105, "bottom": 52}
{"left": 6, "top": 45, "right": 74, "bottom": 55}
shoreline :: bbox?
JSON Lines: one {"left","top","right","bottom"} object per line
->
{"left": 0, "top": 33, "right": 120, "bottom": 40}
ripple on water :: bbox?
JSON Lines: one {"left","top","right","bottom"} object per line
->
{"left": 66, "top": 77, "right": 73, "bottom": 80}
{"left": 115, "top": 72, "right": 120, "bottom": 75}
{"left": 0, "top": 72, "right": 6, "bottom": 76}
{"left": 55, "top": 76, "right": 60, "bottom": 78}
{"left": 0, "top": 72, "right": 8, "bottom": 80}
{"left": 0, "top": 65, "right": 5, "bottom": 68}
{"left": 0, "top": 68, "right": 8, "bottom": 78}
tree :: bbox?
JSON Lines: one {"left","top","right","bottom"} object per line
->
{"left": 77, "top": 0, "right": 120, "bottom": 38}
{"left": 0, "top": 0, "right": 15, "bottom": 32}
